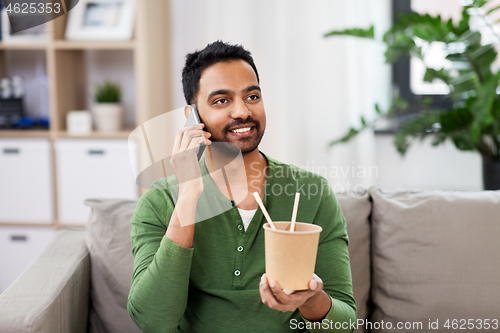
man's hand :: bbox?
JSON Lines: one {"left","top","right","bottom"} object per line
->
{"left": 166, "top": 113, "right": 211, "bottom": 247}
{"left": 259, "top": 273, "right": 332, "bottom": 321}
{"left": 170, "top": 121, "right": 211, "bottom": 198}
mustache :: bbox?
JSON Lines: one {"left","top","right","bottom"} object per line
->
{"left": 222, "top": 117, "right": 260, "bottom": 133}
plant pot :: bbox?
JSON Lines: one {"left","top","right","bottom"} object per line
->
{"left": 482, "top": 155, "right": 500, "bottom": 190}
{"left": 92, "top": 103, "right": 123, "bottom": 132}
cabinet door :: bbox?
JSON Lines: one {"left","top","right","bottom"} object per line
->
{"left": 0, "top": 139, "right": 54, "bottom": 223}
{"left": 0, "top": 226, "right": 55, "bottom": 294}
{"left": 56, "top": 139, "right": 138, "bottom": 225}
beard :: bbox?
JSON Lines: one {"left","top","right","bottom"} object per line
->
{"left": 206, "top": 117, "right": 265, "bottom": 154}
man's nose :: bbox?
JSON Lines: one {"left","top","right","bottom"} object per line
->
{"left": 230, "top": 100, "right": 251, "bottom": 119}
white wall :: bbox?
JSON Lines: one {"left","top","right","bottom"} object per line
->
{"left": 374, "top": 135, "right": 482, "bottom": 191}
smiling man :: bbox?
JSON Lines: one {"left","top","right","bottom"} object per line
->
{"left": 127, "top": 41, "right": 357, "bottom": 332}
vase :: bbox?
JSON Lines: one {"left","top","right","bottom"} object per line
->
{"left": 482, "top": 155, "right": 500, "bottom": 190}
{"left": 92, "top": 103, "right": 123, "bottom": 132}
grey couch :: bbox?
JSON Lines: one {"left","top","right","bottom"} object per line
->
{"left": 0, "top": 187, "right": 499, "bottom": 333}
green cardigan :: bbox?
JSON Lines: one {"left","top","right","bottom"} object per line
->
{"left": 127, "top": 153, "right": 356, "bottom": 332}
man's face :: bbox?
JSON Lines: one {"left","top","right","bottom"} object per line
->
{"left": 195, "top": 59, "right": 266, "bottom": 154}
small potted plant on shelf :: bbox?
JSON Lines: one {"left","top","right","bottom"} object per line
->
{"left": 325, "top": 0, "right": 500, "bottom": 190}
{"left": 93, "top": 80, "right": 122, "bottom": 132}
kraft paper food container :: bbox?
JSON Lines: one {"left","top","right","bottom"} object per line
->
{"left": 263, "top": 221, "right": 322, "bottom": 291}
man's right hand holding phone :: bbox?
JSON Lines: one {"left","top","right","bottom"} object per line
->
{"left": 170, "top": 122, "right": 211, "bottom": 197}
{"left": 166, "top": 114, "right": 211, "bottom": 248}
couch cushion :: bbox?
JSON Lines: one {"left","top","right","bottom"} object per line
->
{"left": 84, "top": 198, "right": 140, "bottom": 333}
{"left": 337, "top": 190, "right": 372, "bottom": 333}
{"left": 369, "top": 187, "right": 500, "bottom": 332}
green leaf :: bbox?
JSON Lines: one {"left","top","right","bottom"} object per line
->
{"left": 473, "top": 0, "right": 487, "bottom": 8}
{"left": 324, "top": 26, "right": 374, "bottom": 38}
{"left": 361, "top": 116, "right": 367, "bottom": 126}
{"left": 328, "top": 127, "right": 360, "bottom": 146}
{"left": 446, "top": 53, "right": 468, "bottom": 62}
{"left": 486, "top": 4, "right": 500, "bottom": 15}
{"left": 393, "top": 111, "right": 441, "bottom": 156}
{"left": 439, "top": 108, "right": 473, "bottom": 133}
{"left": 467, "top": 75, "right": 498, "bottom": 143}
{"left": 423, "top": 68, "right": 451, "bottom": 84}
{"left": 468, "top": 44, "right": 497, "bottom": 78}
{"left": 457, "top": 30, "right": 481, "bottom": 47}
{"left": 469, "top": 122, "right": 483, "bottom": 144}
{"left": 450, "top": 72, "right": 479, "bottom": 94}
{"left": 375, "top": 104, "right": 382, "bottom": 114}
{"left": 384, "top": 32, "right": 418, "bottom": 63}
{"left": 452, "top": 131, "right": 476, "bottom": 151}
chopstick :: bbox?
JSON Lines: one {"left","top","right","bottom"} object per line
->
{"left": 290, "top": 192, "right": 300, "bottom": 232}
{"left": 252, "top": 192, "right": 276, "bottom": 230}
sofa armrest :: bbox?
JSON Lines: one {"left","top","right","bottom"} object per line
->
{"left": 0, "top": 230, "right": 90, "bottom": 333}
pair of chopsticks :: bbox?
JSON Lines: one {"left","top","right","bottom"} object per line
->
{"left": 252, "top": 192, "right": 300, "bottom": 232}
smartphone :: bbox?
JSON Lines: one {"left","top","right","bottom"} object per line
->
{"left": 184, "top": 105, "right": 206, "bottom": 160}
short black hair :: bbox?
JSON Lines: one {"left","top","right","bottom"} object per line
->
{"left": 182, "top": 40, "right": 260, "bottom": 105}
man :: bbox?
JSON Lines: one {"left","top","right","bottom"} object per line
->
{"left": 127, "top": 41, "right": 356, "bottom": 332}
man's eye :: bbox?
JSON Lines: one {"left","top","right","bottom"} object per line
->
{"left": 248, "top": 95, "right": 259, "bottom": 101}
{"left": 214, "top": 98, "right": 228, "bottom": 104}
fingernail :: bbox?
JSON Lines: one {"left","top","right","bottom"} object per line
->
{"left": 271, "top": 282, "right": 277, "bottom": 289}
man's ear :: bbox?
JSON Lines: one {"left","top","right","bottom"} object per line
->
{"left": 184, "top": 105, "right": 192, "bottom": 119}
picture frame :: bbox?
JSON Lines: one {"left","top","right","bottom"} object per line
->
{"left": 65, "top": 0, "right": 136, "bottom": 41}
{"left": 1, "top": 9, "right": 48, "bottom": 43}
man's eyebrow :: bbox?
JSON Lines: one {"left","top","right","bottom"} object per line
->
{"left": 243, "top": 85, "right": 261, "bottom": 94}
{"left": 207, "top": 89, "right": 232, "bottom": 101}
{"left": 207, "top": 85, "right": 261, "bottom": 101}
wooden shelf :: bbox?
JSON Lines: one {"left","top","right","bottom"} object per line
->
{"left": 57, "top": 224, "right": 86, "bottom": 230}
{"left": 0, "top": 222, "right": 56, "bottom": 228}
{"left": 0, "top": 42, "right": 49, "bottom": 50}
{"left": 0, "top": 221, "right": 87, "bottom": 230}
{"left": 0, "top": 129, "right": 135, "bottom": 139}
{"left": 55, "top": 129, "right": 134, "bottom": 139}
{"left": 0, "top": 129, "right": 51, "bottom": 138}
{"left": 0, "top": 40, "right": 136, "bottom": 50}
{"left": 52, "top": 40, "right": 136, "bottom": 50}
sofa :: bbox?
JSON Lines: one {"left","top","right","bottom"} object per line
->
{"left": 0, "top": 187, "right": 499, "bottom": 333}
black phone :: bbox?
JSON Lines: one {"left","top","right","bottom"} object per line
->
{"left": 184, "top": 105, "right": 206, "bottom": 160}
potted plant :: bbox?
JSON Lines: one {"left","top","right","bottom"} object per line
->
{"left": 325, "top": 0, "right": 500, "bottom": 190}
{"left": 93, "top": 80, "right": 122, "bottom": 132}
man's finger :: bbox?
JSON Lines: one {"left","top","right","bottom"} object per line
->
{"left": 173, "top": 123, "right": 204, "bottom": 153}
{"left": 309, "top": 273, "right": 323, "bottom": 291}
{"left": 179, "top": 129, "right": 206, "bottom": 152}
{"left": 259, "top": 275, "right": 282, "bottom": 309}
{"left": 269, "top": 280, "right": 290, "bottom": 304}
